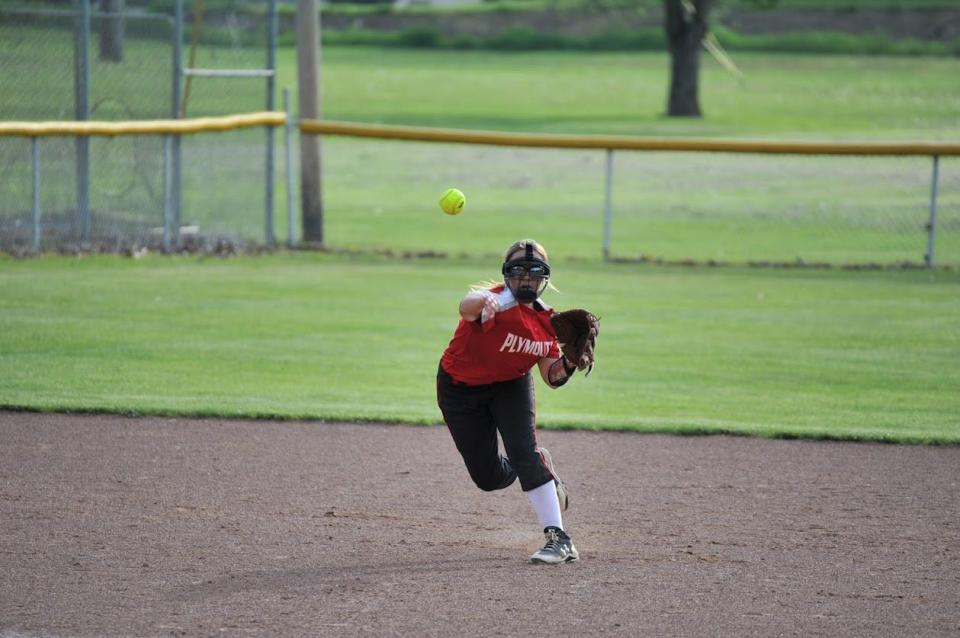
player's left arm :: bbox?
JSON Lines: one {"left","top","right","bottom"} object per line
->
{"left": 538, "top": 356, "right": 577, "bottom": 389}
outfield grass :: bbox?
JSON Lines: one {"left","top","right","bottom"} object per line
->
{"left": 10, "top": 31, "right": 952, "bottom": 139}
{"left": 3, "top": 32, "right": 957, "bottom": 262}
{"left": 211, "top": 47, "right": 960, "bottom": 265}
{"left": 210, "top": 48, "right": 960, "bottom": 266}
{"left": 1, "top": 253, "right": 957, "bottom": 444}
{"left": 284, "top": 48, "right": 960, "bottom": 139}
{"left": 2, "top": 19, "right": 957, "bottom": 444}
{"left": 309, "top": 142, "right": 959, "bottom": 266}
{"left": 300, "top": 0, "right": 960, "bottom": 12}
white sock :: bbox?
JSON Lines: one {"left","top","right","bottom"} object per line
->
{"left": 526, "top": 480, "right": 563, "bottom": 531}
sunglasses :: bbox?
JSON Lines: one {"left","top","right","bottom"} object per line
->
{"left": 502, "top": 259, "right": 551, "bottom": 278}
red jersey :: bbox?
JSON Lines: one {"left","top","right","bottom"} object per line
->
{"left": 441, "top": 285, "right": 560, "bottom": 385}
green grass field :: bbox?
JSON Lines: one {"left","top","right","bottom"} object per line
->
{"left": 4, "top": 35, "right": 957, "bottom": 264}
{"left": 291, "top": 48, "right": 960, "bottom": 267}
{"left": 311, "top": 0, "right": 960, "bottom": 12}
{"left": 287, "top": 48, "right": 960, "bottom": 139}
{"left": 5, "top": 32, "right": 957, "bottom": 136}
{"left": 1, "top": 253, "right": 958, "bottom": 444}
{"left": 1, "top": 28, "right": 958, "bottom": 442}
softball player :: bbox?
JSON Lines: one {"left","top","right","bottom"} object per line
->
{"left": 436, "top": 239, "right": 581, "bottom": 564}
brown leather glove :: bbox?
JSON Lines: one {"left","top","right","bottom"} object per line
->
{"left": 550, "top": 309, "right": 600, "bottom": 376}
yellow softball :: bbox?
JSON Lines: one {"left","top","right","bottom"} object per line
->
{"left": 439, "top": 188, "right": 466, "bottom": 216}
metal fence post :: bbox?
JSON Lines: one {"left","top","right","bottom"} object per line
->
{"left": 925, "top": 155, "right": 940, "bottom": 269}
{"left": 264, "top": 0, "right": 278, "bottom": 246}
{"left": 32, "top": 138, "right": 41, "bottom": 252}
{"left": 602, "top": 148, "right": 614, "bottom": 261}
{"left": 172, "top": 0, "right": 183, "bottom": 250}
{"left": 163, "top": 135, "right": 173, "bottom": 252}
{"left": 74, "top": 0, "right": 91, "bottom": 244}
{"left": 284, "top": 87, "right": 296, "bottom": 248}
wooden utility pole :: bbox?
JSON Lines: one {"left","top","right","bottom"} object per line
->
{"left": 296, "top": 0, "right": 323, "bottom": 244}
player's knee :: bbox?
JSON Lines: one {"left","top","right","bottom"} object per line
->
{"left": 474, "top": 478, "right": 501, "bottom": 491}
{"left": 469, "top": 468, "right": 516, "bottom": 492}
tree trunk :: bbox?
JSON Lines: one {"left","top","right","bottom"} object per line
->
{"left": 98, "top": 0, "right": 125, "bottom": 63}
{"left": 665, "top": 0, "right": 710, "bottom": 117}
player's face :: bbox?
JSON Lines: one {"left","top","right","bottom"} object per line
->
{"left": 504, "top": 249, "right": 549, "bottom": 300}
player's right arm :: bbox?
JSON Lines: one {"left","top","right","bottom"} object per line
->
{"left": 459, "top": 291, "right": 499, "bottom": 322}
{"left": 459, "top": 293, "right": 485, "bottom": 321}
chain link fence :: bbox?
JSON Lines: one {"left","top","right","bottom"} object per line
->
{"left": 298, "top": 132, "right": 958, "bottom": 268}
{"left": 1, "top": 2, "right": 956, "bottom": 266}
{"left": 0, "top": 1, "right": 280, "bottom": 253}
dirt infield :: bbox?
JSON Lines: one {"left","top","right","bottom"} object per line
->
{"left": 1, "top": 412, "right": 958, "bottom": 637}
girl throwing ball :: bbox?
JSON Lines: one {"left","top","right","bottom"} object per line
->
{"left": 437, "top": 239, "right": 585, "bottom": 564}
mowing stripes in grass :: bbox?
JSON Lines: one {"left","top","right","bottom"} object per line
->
{"left": 1, "top": 253, "right": 957, "bottom": 443}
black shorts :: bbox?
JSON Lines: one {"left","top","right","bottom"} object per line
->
{"left": 436, "top": 362, "right": 553, "bottom": 492}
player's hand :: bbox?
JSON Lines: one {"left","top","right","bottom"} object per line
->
{"left": 459, "top": 290, "right": 501, "bottom": 322}
{"left": 479, "top": 291, "right": 501, "bottom": 323}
